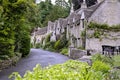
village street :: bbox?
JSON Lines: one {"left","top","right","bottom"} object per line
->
{"left": 0, "top": 49, "right": 70, "bottom": 80}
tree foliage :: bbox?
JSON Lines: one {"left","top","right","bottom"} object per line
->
{"left": 36, "top": 0, "right": 70, "bottom": 27}
{"left": 0, "top": 0, "right": 36, "bottom": 58}
{"left": 10, "top": 60, "right": 111, "bottom": 80}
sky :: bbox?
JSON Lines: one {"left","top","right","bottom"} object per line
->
{"left": 36, "top": 0, "right": 68, "bottom": 4}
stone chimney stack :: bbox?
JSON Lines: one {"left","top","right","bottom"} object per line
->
{"left": 81, "top": 0, "right": 87, "bottom": 9}
{"left": 70, "top": 3, "right": 74, "bottom": 14}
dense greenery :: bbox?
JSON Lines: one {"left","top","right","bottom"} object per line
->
{"left": 91, "top": 54, "right": 120, "bottom": 80}
{"left": 87, "top": 22, "right": 120, "bottom": 39}
{"left": 36, "top": 33, "right": 69, "bottom": 55}
{"left": 8, "top": 53, "right": 120, "bottom": 80}
{"left": 88, "top": 22, "right": 120, "bottom": 32}
{"left": 0, "top": 0, "right": 36, "bottom": 58}
{"left": 9, "top": 60, "right": 112, "bottom": 80}
{"left": 36, "top": 0, "right": 70, "bottom": 27}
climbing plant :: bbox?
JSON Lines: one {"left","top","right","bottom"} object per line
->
{"left": 88, "top": 22, "right": 120, "bottom": 32}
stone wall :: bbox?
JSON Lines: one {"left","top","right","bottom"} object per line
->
{"left": 0, "top": 53, "right": 22, "bottom": 71}
{"left": 86, "top": 30, "right": 120, "bottom": 54}
{"left": 69, "top": 48, "right": 87, "bottom": 59}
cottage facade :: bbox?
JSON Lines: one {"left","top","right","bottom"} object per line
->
{"left": 32, "top": 0, "right": 120, "bottom": 54}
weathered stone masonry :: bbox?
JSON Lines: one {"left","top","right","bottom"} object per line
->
{"left": 31, "top": 0, "right": 120, "bottom": 56}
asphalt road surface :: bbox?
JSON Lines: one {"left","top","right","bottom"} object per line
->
{"left": 0, "top": 49, "right": 69, "bottom": 80}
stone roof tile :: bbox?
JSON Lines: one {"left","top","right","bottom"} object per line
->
{"left": 36, "top": 27, "right": 47, "bottom": 35}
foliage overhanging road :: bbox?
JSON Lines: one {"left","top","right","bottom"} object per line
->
{"left": 0, "top": 49, "right": 70, "bottom": 80}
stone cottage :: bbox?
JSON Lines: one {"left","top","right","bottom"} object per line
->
{"left": 31, "top": 27, "right": 47, "bottom": 47}
{"left": 68, "top": 0, "right": 120, "bottom": 53}
{"left": 32, "top": 0, "right": 120, "bottom": 55}
{"left": 49, "top": 18, "right": 68, "bottom": 41}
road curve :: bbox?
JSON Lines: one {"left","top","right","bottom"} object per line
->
{"left": 0, "top": 49, "right": 70, "bottom": 80}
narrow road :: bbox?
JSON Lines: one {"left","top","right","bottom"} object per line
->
{"left": 0, "top": 49, "right": 70, "bottom": 80}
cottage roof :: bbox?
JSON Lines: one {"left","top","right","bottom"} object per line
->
{"left": 75, "top": 1, "right": 104, "bottom": 19}
{"left": 36, "top": 27, "right": 47, "bottom": 35}
{"left": 90, "top": 0, "right": 120, "bottom": 25}
{"left": 84, "top": 1, "right": 104, "bottom": 19}
{"left": 62, "top": 19, "right": 67, "bottom": 28}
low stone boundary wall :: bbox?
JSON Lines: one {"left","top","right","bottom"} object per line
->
{"left": 0, "top": 54, "right": 22, "bottom": 71}
{"left": 69, "top": 48, "right": 87, "bottom": 59}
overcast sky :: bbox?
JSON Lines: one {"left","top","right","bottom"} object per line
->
{"left": 36, "top": 0, "right": 68, "bottom": 4}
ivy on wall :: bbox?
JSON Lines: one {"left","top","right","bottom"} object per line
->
{"left": 87, "top": 22, "right": 120, "bottom": 39}
{"left": 88, "top": 22, "right": 120, "bottom": 32}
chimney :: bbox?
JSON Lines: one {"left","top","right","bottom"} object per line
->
{"left": 81, "top": 0, "right": 87, "bottom": 9}
{"left": 70, "top": 3, "right": 74, "bottom": 14}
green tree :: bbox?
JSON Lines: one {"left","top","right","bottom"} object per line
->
{"left": 37, "top": 0, "right": 53, "bottom": 27}
{"left": 0, "top": 0, "right": 36, "bottom": 58}
{"left": 46, "top": 0, "right": 70, "bottom": 22}
{"left": 36, "top": 0, "right": 70, "bottom": 27}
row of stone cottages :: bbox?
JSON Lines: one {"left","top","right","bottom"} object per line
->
{"left": 31, "top": 0, "right": 120, "bottom": 55}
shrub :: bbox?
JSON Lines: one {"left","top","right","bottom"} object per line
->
{"left": 20, "top": 32, "right": 30, "bottom": 57}
{"left": 60, "top": 48, "right": 68, "bottom": 55}
{"left": 30, "top": 43, "right": 33, "bottom": 48}
{"left": 54, "top": 40, "right": 62, "bottom": 50}
{"left": 54, "top": 34, "right": 68, "bottom": 51}
{"left": 91, "top": 54, "right": 114, "bottom": 66}
{"left": 91, "top": 60, "right": 111, "bottom": 73}
{"left": 50, "top": 41, "right": 55, "bottom": 47}
{"left": 0, "top": 29, "right": 15, "bottom": 57}
{"left": 43, "top": 42, "right": 51, "bottom": 49}
{"left": 60, "top": 34, "right": 68, "bottom": 48}
{"left": 35, "top": 43, "right": 42, "bottom": 48}
{"left": 109, "top": 69, "right": 120, "bottom": 80}
{"left": 45, "top": 34, "right": 51, "bottom": 43}
{"left": 10, "top": 60, "right": 112, "bottom": 80}
{"left": 9, "top": 60, "right": 90, "bottom": 80}
{"left": 113, "top": 55, "right": 120, "bottom": 67}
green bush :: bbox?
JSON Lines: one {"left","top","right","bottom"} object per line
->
{"left": 109, "top": 69, "right": 120, "bottom": 80}
{"left": 113, "top": 55, "right": 120, "bottom": 67}
{"left": 50, "top": 41, "right": 55, "bottom": 48}
{"left": 54, "top": 34, "right": 68, "bottom": 51}
{"left": 0, "top": 23, "right": 15, "bottom": 57}
{"left": 43, "top": 42, "right": 51, "bottom": 49}
{"left": 60, "top": 48, "right": 68, "bottom": 55}
{"left": 20, "top": 32, "right": 30, "bottom": 57}
{"left": 45, "top": 34, "right": 51, "bottom": 43}
{"left": 92, "top": 54, "right": 114, "bottom": 66}
{"left": 35, "top": 43, "right": 41, "bottom": 48}
{"left": 10, "top": 60, "right": 111, "bottom": 80}
{"left": 60, "top": 34, "right": 68, "bottom": 48}
{"left": 54, "top": 40, "right": 62, "bottom": 50}
{"left": 91, "top": 60, "right": 111, "bottom": 73}
{"left": 30, "top": 43, "right": 33, "bottom": 48}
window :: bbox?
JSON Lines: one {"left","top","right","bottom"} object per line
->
{"left": 70, "top": 26, "right": 73, "bottom": 28}
{"left": 78, "top": 38, "right": 80, "bottom": 40}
